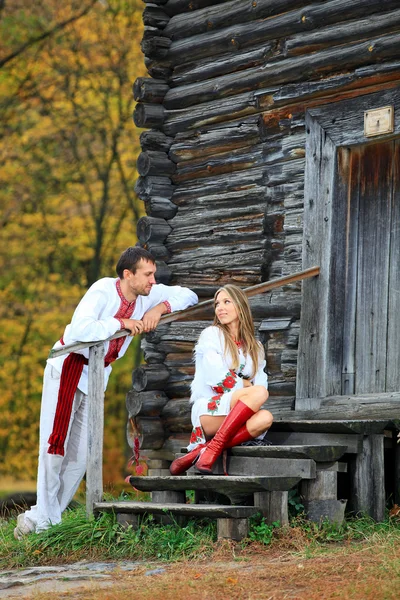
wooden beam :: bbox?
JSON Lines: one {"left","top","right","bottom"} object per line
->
{"left": 159, "top": 266, "right": 320, "bottom": 324}
{"left": 48, "top": 266, "right": 319, "bottom": 359}
{"left": 86, "top": 343, "right": 105, "bottom": 518}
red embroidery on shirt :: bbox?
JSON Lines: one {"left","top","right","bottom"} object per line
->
{"left": 163, "top": 300, "right": 172, "bottom": 314}
{"left": 105, "top": 281, "right": 136, "bottom": 364}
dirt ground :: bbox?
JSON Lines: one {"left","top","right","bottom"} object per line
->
{"left": 1, "top": 539, "right": 399, "bottom": 600}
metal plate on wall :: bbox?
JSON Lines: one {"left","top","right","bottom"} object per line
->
{"left": 364, "top": 106, "right": 394, "bottom": 137}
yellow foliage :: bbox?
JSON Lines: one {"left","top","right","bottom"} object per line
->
{"left": 0, "top": 0, "right": 146, "bottom": 484}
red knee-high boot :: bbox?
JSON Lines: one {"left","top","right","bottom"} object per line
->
{"left": 169, "top": 425, "right": 255, "bottom": 476}
{"left": 169, "top": 443, "right": 207, "bottom": 476}
{"left": 195, "top": 400, "right": 255, "bottom": 474}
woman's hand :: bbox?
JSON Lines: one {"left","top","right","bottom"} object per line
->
{"left": 243, "top": 379, "right": 253, "bottom": 388}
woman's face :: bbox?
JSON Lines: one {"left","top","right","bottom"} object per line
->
{"left": 215, "top": 290, "right": 239, "bottom": 329}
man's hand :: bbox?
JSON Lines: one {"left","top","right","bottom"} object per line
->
{"left": 120, "top": 319, "right": 144, "bottom": 336}
{"left": 142, "top": 304, "right": 166, "bottom": 332}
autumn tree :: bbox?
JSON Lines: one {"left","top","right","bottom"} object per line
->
{"left": 0, "top": 0, "right": 145, "bottom": 483}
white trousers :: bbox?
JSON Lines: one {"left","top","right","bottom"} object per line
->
{"left": 23, "top": 363, "right": 88, "bottom": 532}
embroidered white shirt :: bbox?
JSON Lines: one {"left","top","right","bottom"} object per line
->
{"left": 47, "top": 277, "right": 198, "bottom": 394}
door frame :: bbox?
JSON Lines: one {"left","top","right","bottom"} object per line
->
{"left": 297, "top": 87, "right": 400, "bottom": 407}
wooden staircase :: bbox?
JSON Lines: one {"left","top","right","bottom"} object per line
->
{"left": 94, "top": 442, "right": 351, "bottom": 540}
{"left": 94, "top": 398, "right": 400, "bottom": 541}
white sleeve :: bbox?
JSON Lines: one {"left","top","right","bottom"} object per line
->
{"left": 252, "top": 358, "right": 268, "bottom": 388}
{"left": 65, "top": 285, "right": 121, "bottom": 342}
{"left": 196, "top": 327, "right": 241, "bottom": 391}
{"left": 146, "top": 283, "right": 198, "bottom": 313}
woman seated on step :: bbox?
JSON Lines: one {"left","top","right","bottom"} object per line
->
{"left": 170, "top": 284, "right": 273, "bottom": 476}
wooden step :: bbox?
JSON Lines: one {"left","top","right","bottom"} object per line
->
{"left": 94, "top": 501, "right": 258, "bottom": 519}
{"left": 127, "top": 475, "right": 301, "bottom": 495}
{"left": 271, "top": 418, "right": 392, "bottom": 434}
{"left": 94, "top": 501, "right": 260, "bottom": 542}
{"left": 229, "top": 445, "right": 348, "bottom": 462}
{"left": 186, "top": 456, "right": 316, "bottom": 478}
{"left": 266, "top": 431, "right": 363, "bottom": 453}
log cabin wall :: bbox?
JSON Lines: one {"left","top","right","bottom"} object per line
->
{"left": 129, "top": 0, "right": 400, "bottom": 455}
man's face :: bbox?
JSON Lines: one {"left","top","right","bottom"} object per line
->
{"left": 124, "top": 259, "right": 157, "bottom": 296}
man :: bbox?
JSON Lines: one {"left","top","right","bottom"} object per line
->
{"left": 14, "top": 247, "right": 198, "bottom": 539}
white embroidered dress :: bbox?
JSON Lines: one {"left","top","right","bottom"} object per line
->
{"left": 188, "top": 326, "right": 268, "bottom": 450}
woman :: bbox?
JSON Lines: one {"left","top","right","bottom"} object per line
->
{"left": 170, "top": 284, "right": 273, "bottom": 476}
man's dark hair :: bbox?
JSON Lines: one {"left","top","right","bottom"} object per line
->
{"left": 116, "top": 247, "right": 155, "bottom": 278}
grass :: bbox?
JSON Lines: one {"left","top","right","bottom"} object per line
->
{"left": 1, "top": 499, "right": 400, "bottom": 570}
{"left": 1, "top": 506, "right": 400, "bottom": 599}
{"left": 0, "top": 503, "right": 217, "bottom": 568}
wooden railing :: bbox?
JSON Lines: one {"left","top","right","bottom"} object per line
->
{"left": 48, "top": 266, "right": 320, "bottom": 516}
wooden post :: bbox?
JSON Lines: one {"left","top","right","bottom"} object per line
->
{"left": 348, "top": 434, "right": 385, "bottom": 521}
{"left": 86, "top": 342, "right": 105, "bottom": 518}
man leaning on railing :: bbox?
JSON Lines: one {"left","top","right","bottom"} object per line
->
{"left": 14, "top": 246, "right": 198, "bottom": 540}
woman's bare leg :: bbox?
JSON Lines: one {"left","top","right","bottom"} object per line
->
{"left": 200, "top": 385, "right": 270, "bottom": 438}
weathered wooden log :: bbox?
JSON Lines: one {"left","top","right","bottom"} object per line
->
{"left": 137, "top": 216, "right": 172, "bottom": 245}
{"left": 161, "top": 398, "right": 192, "bottom": 432}
{"left": 144, "top": 197, "right": 178, "bottom": 219}
{"left": 163, "top": 90, "right": 263, "bottom": 136}
{"left": 143, "top": 0, "right": 168, "bottom": 5}
{"left": 164, "top": 0, "right": 321, "bottom": 40}
{"left": 167, "top": 240, "right": 266, "bottom": 266}
{"left": 133, "top": 78, "right": 170, "bottom": 103}
{"left": 155, "top": 260, "right": 172, "bottom": 284}
{"left": 140, "top": 129, "right": 174, "bottom": 153}
{"left": 171, "top": 43, "right": 274, "bottom": 87}
{"left": 172, "top": 136, "right": 304, "bottom": 183}
{"left": 167, "top": 0, "right": 400, "bottom": 61}
{"left": 168, "top": 248, "right": 267, "bottom": 274}
{"left": 267, "top": 60, "right": 400, "bottom": 109}
{"left": 126, "top": 389, "right": 169, "bottom": 418}
{"left": 172, "top": 145, "right": 263, "bottom": 183}
{"left": 165, "top": 368, "right": 193, "bottom": 398}
{"left": 164, "top": 351, "right": 193, "bottom": 368}
{"left": 144, "top": 322, "right": 171, "bottom": 345}
{"left": 167, "top": 30, "right": 400, "bottom": 109}
{"left": 141, "top": 29, "right": 172, "bottom": 59}
{"left": 169, "top": 118, "right": 261, "bottom": 162}
{"left": 143, "top": 5, "right": 170, "bottom": 29}
{"left": 171, "top": 165, "right": 264, "bottom": 203}
{"left": 132, "top": 363, "right": 170, "bottom": 392}
{"left": 135, "top": 176, "right": 175, "bottom": 201}
{"left": 137, "top": 151, "right": 176, "bottom": 177}
{"left": 144, "top": 57, "right": 173, "bottom": 79}
{"left": 285, "top": 6, "right": 400, "bottom": 57}
{"left": 162, "top": 63, "right": 400, "bottom": 137}
{"left": 144, "top": 243, "right": 171, "bottom": 261}
{"left": 133, "top": 103, "right": 165, "bottom": 129}
{"left": 157, "top": 340, "right": 194, "bottom": 355}
{"left": 141, "top": 339, "right": 167, "bottom": 364}
{"left": 169, "top": 194, "right": 267, "bottom": 220}
{"left": 163, "top": 0, "right": 222, "bottom": 17}
{"left": 127, "top": 417, "right": 165, "bottom": 450}
{"left": 171, "top": 159, "right": 304, "bottom": 205}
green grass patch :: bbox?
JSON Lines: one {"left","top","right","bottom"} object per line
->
{"left": 2, "top": 501, "right": 400, "bottom": 570}
{"left": 0, "top": 504, "right": 216, "bottom": 569}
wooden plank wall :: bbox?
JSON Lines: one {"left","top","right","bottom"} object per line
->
{"left": 129, "top": 0, "right": 400, "bottom": 453}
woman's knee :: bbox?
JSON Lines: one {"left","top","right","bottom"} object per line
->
{"left": 261, "top": 409, "right": 273, "bottom": 429}
{"left": 251, "top": 385, "right": 269, "bottom": 406}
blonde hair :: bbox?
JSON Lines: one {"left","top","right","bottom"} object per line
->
{"left": 213, "top": 284, "right": 263, "bottom": 378}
